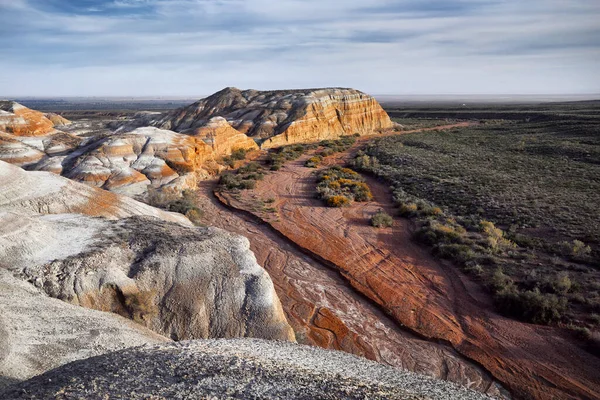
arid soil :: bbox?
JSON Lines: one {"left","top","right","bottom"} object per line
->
{"left": 216, "top": 127, "right": 600, "bottom": 400}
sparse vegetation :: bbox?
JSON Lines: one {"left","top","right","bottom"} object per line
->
{"left": 267, "top": 143, "right": 318, "bottom": 170}
{"left": 316, "top": 166, "right": 373, "bottom": 207}
{"left": 219, "top": 161, "right": 265, "bottom": 191}
{"left": 146, "top": 187, "right": 205, "bottom": 226}
{"left": 305, "top": 135, "right": 359, "bottom": 168}
{"left": 353, "top": 105, "right": 600, "bottom": 326}
{"left": 304, "top": 155, "right": 323, "bottom": 168}
{"left": 221, "top": 147, "right": 250, "bottom": 168}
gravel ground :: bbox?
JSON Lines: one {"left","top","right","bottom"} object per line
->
{"left": 1, "top": 338, "right": 493, "bottom": 400}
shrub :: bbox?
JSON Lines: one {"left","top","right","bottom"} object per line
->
{"left": 230, "top": 148, "right": 248, "bottom": 161}
{"left": 219, "top": 173, "right": 242, "bottom": 189}
{"left": 415, "top": 220, "right": 465, "bottom": 246}
{"left": 398, "top": 203, "right": 418, "bottom": 217}
{"left": 238, "top": 162, "right": 261, "bottom": 174}
{"left": 146, "top": 188, "right": 204, "bottom": 226}
{"left": 327, "top": 195, "right": 351, "bottom": 207}
{"left": 305, "top": 156, "right": 323, "bottom": 168}
{"left": 371, "top": 211, "right": 394, "bottom": 228}
{"left": 352, "top": 182, "right": 373, "bottom": 202}
{"left": 551, "top": 272, "right": 572, "bottom": 294}
{"left": 239, "top": 180, "right": 256, "bottom": 189}
{"left": 495, "top": 288, "right": 567, "bottom": 324}
{"left": 316, "top": 166, "right": 372, "bottom": 206}
{"left": 558, "top": 239, "right": 592, "bottom": 259}
{"left": 436, "top": 243, "right": 476, "bottom": 265}
{"left": 490, "top": 268, "right": 515, "bottom": 293}
{"left": 146, "top": 186, "right": 181, "bottom": 208}
{"left": 185, "top": 209, "right": 205, "bottom": 226}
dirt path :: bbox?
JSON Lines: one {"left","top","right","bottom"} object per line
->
{"left": 217, "top": 127, "right": 600, "bottom": 400}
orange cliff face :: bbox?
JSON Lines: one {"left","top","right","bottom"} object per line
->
{"left": 261, "top": 89, "right": 394, "bottom": 149}
{"left": 154, "top": 87, "right": 395, "bottom": 149}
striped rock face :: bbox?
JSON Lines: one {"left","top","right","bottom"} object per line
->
{"left": 0, "top": 102, "right": 79, "bottom": 167}
{"left": 0, "top": 160, "right": 191, "bottom": 223}
{"left": 155, "top": 87, "right": 394, "bottom": 148}
{"left": 0, "top": 101, "right": 56, "bottom": 136}
{"left": 63, "top": 127, "right": 216, "bottom": 196}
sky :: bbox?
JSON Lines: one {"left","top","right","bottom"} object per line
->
{"left": 0, "top": 0, "right": 599, "bottom": 97}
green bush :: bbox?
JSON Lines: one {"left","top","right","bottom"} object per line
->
{"left": 414, "top": 220, "right": 465, "bottom": 246}
{"left": 436, "top": 243, "right": 476, "bottom": 265}
{"left": 371, "top": 211, "right": 394, "bottom": 228}
{"left": 239, "top": 180, "right": 256, "bottom": 190}
{"left": 230, "top": 148, "right": 248, "bottom": 161}
{"left": 494, "top": 288, "right": 567, "bottom": 324}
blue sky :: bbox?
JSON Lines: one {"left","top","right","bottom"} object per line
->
{"left": 0, "top": 0, "right": 598, "bottom": 96}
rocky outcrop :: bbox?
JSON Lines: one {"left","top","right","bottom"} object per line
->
{"left": 0, "top": 212, "right": 294, "bottom": 343}
{"left": 0, "top": 270, "right": 168, "bottom": 388}
{"left": 0, "top": 162, "right": 294, "bottom": 344}
{"left": 155, "top": 87, "right": 395, "bottom": 148}
{"left": 0, "top": 101, "right": 55, "bottom": 136}
{"left": 0, "top": 102, "right": 258, "bottom": 196}
{"left": 42, "top": 125, "right": 256, "bottom": 196}
{"left": 0, "top": 160, "right": 190, "bottom": 223}
{"left": 0, "top": 339, "right": 491, "bottom": 400}
{"left": 0, "top": 102, "right": 80, "bottom": 167}
{"left": 58, "top": 126, "right": 217, "bottom": 196}
{"left": 192, "top": 116, "right": 259, "bottom": 156}
{"left": 0, "top": 131, "right": 46, "bottom": 166}
{"left": 44, "top": 112, "right": 71, "bottom": 127}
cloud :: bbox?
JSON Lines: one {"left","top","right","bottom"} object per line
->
{"left": 0, "top": 0, "right": 598, "bottom": 96}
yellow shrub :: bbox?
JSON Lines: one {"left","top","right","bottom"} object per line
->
{"left": 327, "top": 195, "right": 351, "bottom": 207}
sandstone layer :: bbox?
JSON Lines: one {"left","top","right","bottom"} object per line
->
{"left": 0, "top": 339, "right": 492, "bottom": 400}
{"left": 56, "top": 126, "right": 219, "bottom": 196}
{"left": 0, "top": 102, "right": 259, "bottom": 196}
{"left": 155, "top": 87, "right": 395, "bottom": 148}
{"left": 192, "top": 116, "right": 259, "bottom": 156}
{"left": 0, "top": 270, "right": 168, "bottom": 388}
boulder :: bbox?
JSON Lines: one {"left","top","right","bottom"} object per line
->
{"left": 0, "top": 212, "right": 294, "bottom": 343}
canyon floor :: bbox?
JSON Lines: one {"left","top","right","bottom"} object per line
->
{"left": 213, "top": 128, "right": 600, "bottom": 400}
